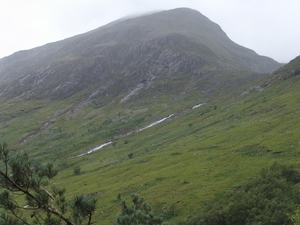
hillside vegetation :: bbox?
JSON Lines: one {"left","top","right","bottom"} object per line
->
{"left": 1, "top": 55, "right": 299, "bottom": 224}
{"left": 0, "top": 7, "right": 299, "bottom": 225}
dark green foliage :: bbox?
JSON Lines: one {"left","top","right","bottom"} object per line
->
{"left": 184, "top": 162, "right": 300, "bottom": 225}
{"left": 72, "top": 194, "right": 97, "bottom": 225}
{"left": 74, "top": 166, "right": 81, "bottom": 175}
{"left": 290, "top": 206, "right": 300, "bottom": 225}
{"left": 0, "top": 143, "right": 97, "bottom": 225}
{"left": 116, "top": 193, "right": 169, "bottom": 225}
{"left": 0, "top": 214, "right": 25, "bottom": 225}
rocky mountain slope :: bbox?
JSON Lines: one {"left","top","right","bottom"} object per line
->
{"left": 0, "top": 8, "right": 281, "bottom": 103}
{"left": 0, "top": 8, "right": 285, "bottom": 158}
{"left": 1, "top": 7, "right": 300, "bottom": 224}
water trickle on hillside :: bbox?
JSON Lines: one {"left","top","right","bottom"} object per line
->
{"left": 76, "top": 141, "right": 112, "bottom": 157}
{"left": 75, "top": 103, "right": 204, "bottom": 157}
{"left": 137, "top": 114, "right": 174, "bottom": 132}
{"left": 192, "top": 103, "right": 205, "bottom": 109}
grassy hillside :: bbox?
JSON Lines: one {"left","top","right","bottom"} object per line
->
{"left": 1, "top": 59, "right": 298, "bottom": 224}
{"left": 1, "top": 8, "right": 296, "bottom": 224}
{"left": 62, "top": 76, "right": 300, "bottom": 224}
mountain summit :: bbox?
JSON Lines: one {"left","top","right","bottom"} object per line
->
{"left": 0, "top": 8, "right": 281, "bottom": 101}
{"left": 1, "top": 8, "right": 299, "bottom": 225}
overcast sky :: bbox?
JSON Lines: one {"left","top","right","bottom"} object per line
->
{"left": 0, "top": 0, "right": 299, "bottom": 63}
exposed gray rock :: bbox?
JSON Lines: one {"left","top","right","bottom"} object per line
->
{"left": 0, "top": 8, "right": 282, "bottom": 103}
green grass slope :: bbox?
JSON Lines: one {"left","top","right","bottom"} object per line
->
{"left": 2, "top": 59, "right": 298, "bottom": 224}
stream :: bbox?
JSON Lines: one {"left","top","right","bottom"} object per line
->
{"left": 75, "top": 103, "right": 204, "bottom": 157}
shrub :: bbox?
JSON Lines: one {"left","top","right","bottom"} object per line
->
{"left": 116, "top": 193, "right": 169, "bottom": 225}
{"left": 184, "top": 162, "right": 300, "bottom": 225}
{"left": 74, "top": 166, "right": 81, "bottom": 175}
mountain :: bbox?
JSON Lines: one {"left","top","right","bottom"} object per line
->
{"left": 0, "top": 8, "right": 280, "bottom": 102}
{"left": 1, "top": 7, "right": 300, "bottom": 225}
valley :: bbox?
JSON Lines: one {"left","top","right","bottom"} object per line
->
{"left": 0, "top": 7, "right": 299, "bottom": 225}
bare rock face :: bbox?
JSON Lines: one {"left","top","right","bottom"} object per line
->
{"left": 0, "top": 8, "right": 281, "bottom": 102}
